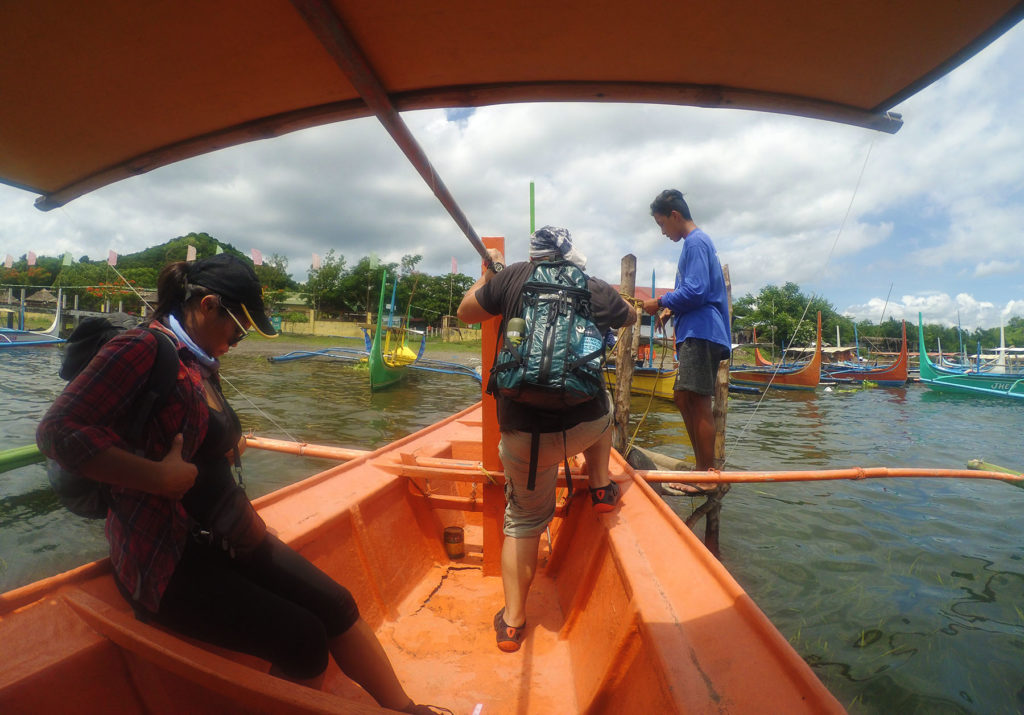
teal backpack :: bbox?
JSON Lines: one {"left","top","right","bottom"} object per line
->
{"left": 488, "top": 261, "right": 606, "bottom": 410}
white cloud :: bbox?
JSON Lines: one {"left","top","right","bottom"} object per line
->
{"left": 974, "top": 259, "right": 1021, "bottom": 278}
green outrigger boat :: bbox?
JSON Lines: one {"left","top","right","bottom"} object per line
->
{"left": 917, "top": 313, "right": 1024, "bottom": 399}
{"left": 368, "top": 271, "right": 426, "bottom": 390}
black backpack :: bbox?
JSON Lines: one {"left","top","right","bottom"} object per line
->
{"left": 488, "top": 260, "right": 606, "bottom": 410}
{"left": 47, "top": 314, "right": 179, "bottom": 518}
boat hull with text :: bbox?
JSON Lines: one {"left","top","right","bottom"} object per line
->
{"left": 917, "top": 314, "right": 1024, "bottom": 399}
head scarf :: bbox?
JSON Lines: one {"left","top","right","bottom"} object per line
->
{"left": 529, "top": 226, "right": 587, "bottom": 270}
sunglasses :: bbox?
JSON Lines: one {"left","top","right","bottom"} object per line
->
{"left": 220, "top": 303, "right": 251, "bottom": 345}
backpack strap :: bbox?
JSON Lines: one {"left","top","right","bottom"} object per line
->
{"left": 523, "top": 428, "right": 574, "bottom": 517}
{"left": 562, "top": 430, "right": 573, "bottom": 516}
{"left": 125, "top": 328, "right": 180, "bottom": 445}
{"left": 527, "top": 425, "right": 540, "bottom": 491}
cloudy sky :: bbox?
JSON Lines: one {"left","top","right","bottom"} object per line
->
{"left": 2, "top": 23, "right": 1023, "bottom": 332}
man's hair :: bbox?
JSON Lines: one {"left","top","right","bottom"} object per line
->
{"left": 650, "top": 189, "right": 692, "bottom": 220}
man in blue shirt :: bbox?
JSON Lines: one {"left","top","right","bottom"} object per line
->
{"left": 642, "top": 189, "right": 731, "bottom": 474}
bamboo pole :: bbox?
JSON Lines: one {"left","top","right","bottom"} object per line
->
{"left": 637, "top": 466, "right": 1024, "bottom": 486}
{"left": 243, "top": 435, "right": 368, "bottom": 461}
{"left": 244, "top": 437, "right": 1024, "bottom": 489}
{"left": 612, "top": 254, "right": 637, "bottom": 452}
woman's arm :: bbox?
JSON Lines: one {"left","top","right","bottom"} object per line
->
{"left": 76, "top": 435, "right": 198, "bottom": 500}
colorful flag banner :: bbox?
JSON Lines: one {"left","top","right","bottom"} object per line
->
{"left": 312, "top": 253, "right": 321, "bottom": 270}
{"left": 214, "top": 245, "right": 224, "bottom": 255}
{"left": 27, "top": 251, "right": 36, "bottom": 266}
{"left": 186, "top": 245, "right": 197, "bottom": 262}
{"left": 451, "top": 256, "right": 457, "bottom": 274}
{"left": 62, "top": 252, "right": 72, "bottom": 266}
{"left": 251, "top": 248, "right": 263, "bottom": 266}
{"left": 107, "top": 250, "right": 117, "bottom": 267}
{"left": 368, "top": 253, "right": 379, "bottom": 269}
{"left": 4, "top": 255, "right": 11, "bottom": 269}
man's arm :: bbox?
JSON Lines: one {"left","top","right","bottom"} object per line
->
{"left": 660, "top": 239, "right": 713, "bottom": 313}
{"left": 457, "top": 249, "right": 504, "bottom": 324}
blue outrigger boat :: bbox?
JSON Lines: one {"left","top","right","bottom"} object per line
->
{"left": 0, "top": 298, "right": 64, "bottom": 348}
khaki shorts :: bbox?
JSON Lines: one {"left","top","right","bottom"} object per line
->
{"left": 674, "top": 338, "right": 728, "bottom": 396}
{"left": 498, "top": 408, "right": 612, "bottom": 538}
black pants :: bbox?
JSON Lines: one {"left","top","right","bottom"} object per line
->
{"left": 147, "top": 533, "right": 360, "bottom": 679}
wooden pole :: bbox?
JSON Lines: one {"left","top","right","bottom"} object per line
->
{"left": 481, "top": 236, "right": 505, "bottom": 576}
{"left": 612, "top": 254, "right": 637, "bottom": 453}
{"left": 703, "top": 263, "right": 732, "bottom": 557}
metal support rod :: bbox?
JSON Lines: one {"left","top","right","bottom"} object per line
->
{"left": 288, "top": 0, "right": 499, "bottom": 272}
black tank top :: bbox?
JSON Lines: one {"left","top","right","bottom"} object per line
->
{"left": 180, "top": 379, "right": 244, "bottom": 526}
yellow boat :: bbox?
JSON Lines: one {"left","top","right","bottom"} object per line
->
{"left": 604, "top": 364, "right": 677, "bottom": 400}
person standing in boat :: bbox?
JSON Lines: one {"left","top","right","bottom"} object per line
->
{"left": 458, "top": 227, "right": 636, "bottom": 653}
{"left": 642, "top": 189, "right": 731, "bottom": 479}
{"left": 37, "top": 254, "right": 442, "bottom": 715}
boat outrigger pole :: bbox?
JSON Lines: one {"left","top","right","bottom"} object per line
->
{"left": 289, "top": 0, "right": 503, "bottom": 273}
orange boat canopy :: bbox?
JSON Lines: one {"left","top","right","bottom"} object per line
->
{"left": 2, "top": 0, "right": 1023, "bottom": 209}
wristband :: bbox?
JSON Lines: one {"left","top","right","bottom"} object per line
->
{"left": 656, "top": 296, "right": 663, "bottom": 309}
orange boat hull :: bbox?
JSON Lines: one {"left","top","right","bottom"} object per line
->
{"left": 1, "top": 403, "right": 841, "bottom": 713}
{"left": 732, "top": 313, "right": 823, "bottom": 390}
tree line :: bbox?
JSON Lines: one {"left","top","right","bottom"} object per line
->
{"left": 4, "top": 235, "right": 1019, "bottom": 344}
{"left": 0, "top": 233, "right": 476, "bottom": 326}
{"left": 733, "top": 282, "right": 1023, "bottom": 352}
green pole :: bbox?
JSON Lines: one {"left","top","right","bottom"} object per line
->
{"left": 530, "top": 181, "right": 535, "bottom": 234}
{"left": 0, "top": 444, "right": 44, "bottom": 475}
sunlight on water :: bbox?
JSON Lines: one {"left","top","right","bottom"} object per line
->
{"left": 2, "top": 346, "right": 1022, "bottom": 713}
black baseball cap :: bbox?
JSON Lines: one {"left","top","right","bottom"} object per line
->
{"left": 186, "top": 254, "right": 277, "bottom": 337}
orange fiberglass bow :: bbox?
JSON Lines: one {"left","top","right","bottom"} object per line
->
{"left": 1, "top": 403, "right": 847, "bottom": 713}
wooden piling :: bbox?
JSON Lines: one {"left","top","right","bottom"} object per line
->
{"left": 703, "top": 264, "right": 733, "bottom": 557}
{"left": 612, "top": 254, "right": 637, "bottom": 453}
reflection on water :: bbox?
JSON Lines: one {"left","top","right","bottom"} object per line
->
{"left": 2, "top": 347, "right": 1023, "bottom": 713}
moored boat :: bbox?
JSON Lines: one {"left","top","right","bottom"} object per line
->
{"left": 604, "top": 362, "right": 677, "bottom": 400}
{"left": 917, "top": 313, "right": 1024, "bottom": 399}
{"left": 367, "top": 272, "right": 426, "bottom": 391}
{"left": 0, "top": 297, "right": 64, "bottom": 348}
{"left": 730, "top": 312, "right": 822, "bottom": 391}
{"left": 822, "top": 321, "right": 909, "bottom": 387}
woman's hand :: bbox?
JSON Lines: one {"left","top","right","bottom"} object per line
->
{"left": 158, "top": 434, "right": 199, "bottom": 499}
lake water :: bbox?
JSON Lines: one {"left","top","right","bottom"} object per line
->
{"left": 2, "top": 343, "right": 1022, "bottom": 713}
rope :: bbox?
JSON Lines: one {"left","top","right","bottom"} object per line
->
{"left": 220, "top": 373, "right": 302, "bottom": 443}
{"left": 622, "top": 339, "right": 672, "bottom": 457}
{"left": 728, "top": 137, "right": 876, "bottom": 460}
{"left": 605, "top": 300, "right": 673, "bottom": 459}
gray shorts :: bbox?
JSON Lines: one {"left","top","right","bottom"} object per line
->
{"left": 498, "top": 406, "right": 612, "bottom": 538}
{"left": 674, "top": 338, "right": 727, "bottom": 396}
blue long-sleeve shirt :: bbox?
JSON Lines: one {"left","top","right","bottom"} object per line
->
{"left": 660, "top": 228, "right": 731, "bottom": 354}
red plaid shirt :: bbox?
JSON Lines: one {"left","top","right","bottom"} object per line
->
{"left": 37, "top": 322, "right": 208, "bottom": 612}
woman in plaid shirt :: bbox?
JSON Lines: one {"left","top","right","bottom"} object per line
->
{"left": 38, "top": 254, "right": 443, "bottom": 714}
